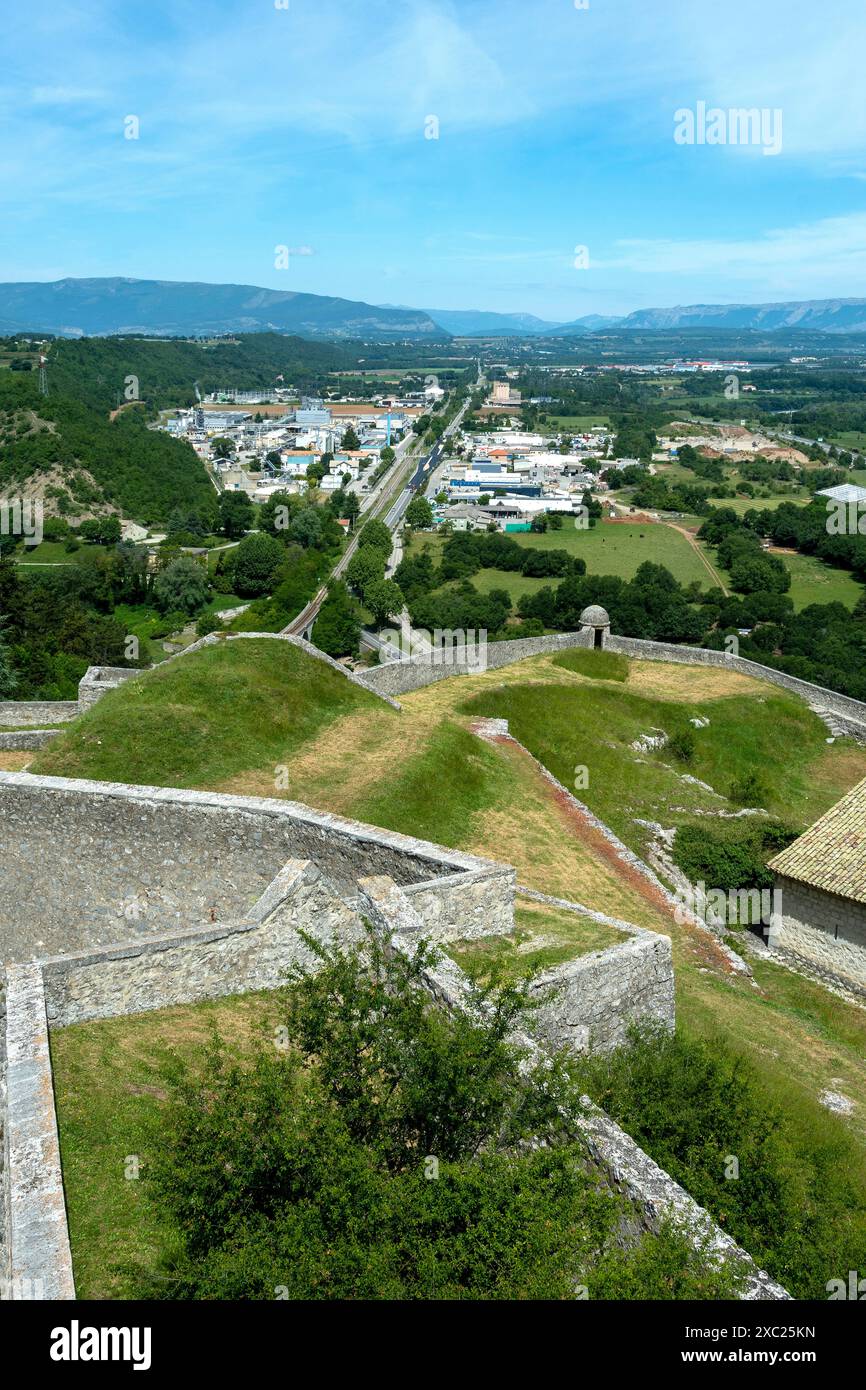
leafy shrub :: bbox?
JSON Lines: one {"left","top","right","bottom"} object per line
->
{"left": 672, "top": 819, "right": 795, "bottom": 893}
{"left": 573, "top": 1024, "right": 866, "bottom": 1298}
{"left": 195, "top": 612, "right": 222, "bottom": 638}
{"left": 729, "top": 770, "right": 769, "bottom": 806}
{"left": 668, "top": 727, "right": 696, "bottom": 763}
{"left": 136, "top": 928, "right": 736, "bottom": 1300}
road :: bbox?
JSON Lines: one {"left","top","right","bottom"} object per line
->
{"left": 283, "top": 392, "right": 471, "bottom": 638}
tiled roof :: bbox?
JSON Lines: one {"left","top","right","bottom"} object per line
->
{"left": 768, "top": 775, "right": 866, "bottom": 903}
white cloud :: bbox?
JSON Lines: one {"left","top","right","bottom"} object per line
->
{"left": 598, "top": 212, "right": 866, "bottom": 296}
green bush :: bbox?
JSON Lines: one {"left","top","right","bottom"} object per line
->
{"left": 729, "top": 770, "right": 769, "bottom": 806}
{"left": 195, "top": 612, "right": 222, "bottom": 638}
{"left": 668, "top": 727, "right": 696, "bottom": 763}
{"left": 572, "top": 1024, "right": 866, "bottom": 1298}
{"left": 135, "top": 928, "right": 737, "bottom": 1300}
{"left": 672, "top": 820, "right": 795, "bottom": 894}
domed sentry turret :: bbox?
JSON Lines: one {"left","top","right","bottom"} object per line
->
{"left": 578, "top": 604, "right": 611, "bottom": 649}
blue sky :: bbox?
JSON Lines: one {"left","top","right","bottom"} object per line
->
{"left": 3, "top": 0, "right": 866, "bottom": 319}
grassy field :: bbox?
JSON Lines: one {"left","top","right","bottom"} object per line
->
{"left": 695, "top": 543, "right": 865, "bottom": 612}
{"left": 514, "top": 520, "right": 718, "bottom": 589}
{"left": 776, "top": 551, "right": 864, "bottom": 610}
{"left": 547, "top": 414, "right": 610, "bottom": 431}
{"left": 12, "top": 540, "right": 99, "bottom": 566}
{"left": 831, "top": 432, "right": 866, "bottom": 453}
{"left": 703, "top": 494, "right": 808, "bottom": 515}
{"left": 471, "top": 567, "right": 554, "bottom": 601}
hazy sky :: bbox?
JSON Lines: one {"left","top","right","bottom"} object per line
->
{"left": 3, "top": 0, "right": 866, "bottom": 318}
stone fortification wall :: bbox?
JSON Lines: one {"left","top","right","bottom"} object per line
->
{"left": 0, "top": 702, "right": 77, "bottom": 728}
{"left": 352, "top": 625, "right": 866, "bottom": 741}
{"left": 0, "top": 773, "right": 511, "bottom": 962}
{"left": 3, "top": 963, "right": 74, "bottom": 1300}
{"left": 604, "top": 634, "right": 866, "bottom": 733}
{"left": 0, "top": 729, "right": 60, "bottom": 752}
{"left": 354, "top": 629, "right": 594, "bottom": 697}
{"left": 528, "top": 932, "right": 675, "bottom": 1054}
{"left": 39, "top": 860, "right": 363, "bottom": 1028}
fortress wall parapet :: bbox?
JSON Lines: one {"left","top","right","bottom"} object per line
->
{"left": 0, "top": 773, "right": 512, "bottom": 962}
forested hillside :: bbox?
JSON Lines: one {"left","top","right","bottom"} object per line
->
{"left": 0, "top": 375, "right": 214, "bottom": 523}
{"left": 46, "top": 332, "right": 349, "bottom": 412}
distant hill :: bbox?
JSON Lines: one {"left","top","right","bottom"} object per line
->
{"left": 6, "top": 279, "right": 866, "bottom": 343}
{"left": 545, "top": 314, "right": 625, "bottom": 335}
{"left": 618, "top": 299, "right": 866, "bottom": 334}
{"left": 0, "top": 277, "right": 446, "bottom": 342}
{"left": 426, "top": 310, "right": 629, "bottom": 336}
{"left": 426, "top": 309, "right": 565, "bottom": 336}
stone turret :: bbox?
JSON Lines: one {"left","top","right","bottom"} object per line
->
{"left": 579, "top": 604, "right": 611, "bottom": 648}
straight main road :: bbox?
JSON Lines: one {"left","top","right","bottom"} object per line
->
{"left": 283, "top": 391, "right": 471, "bottom": 637}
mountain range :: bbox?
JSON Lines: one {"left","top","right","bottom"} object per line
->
{"left": 2, "top": 278, "right": 866, "bottom": 340}
{"left": 616, "top": 299, "right": 866, "bottom": 334}
{"left": 0, "top": 278, "right": 444, "bottom": 341}
{"left": 423, "top": 308, "right": 624, "bottom": 336}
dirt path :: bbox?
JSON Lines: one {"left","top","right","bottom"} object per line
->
{"left": 665, "top": 521, "right": 729, "bottom": 595}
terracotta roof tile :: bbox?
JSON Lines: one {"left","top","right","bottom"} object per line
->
{"left": 769, "top": 775, "right": 866, "bottom": 903}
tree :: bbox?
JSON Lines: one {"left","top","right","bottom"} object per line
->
{"left": 365, "top": 577, "right": 404, "bottom": 626}
{"left": 357, "top": 518, "right": 392, "bottom": 560}
{"left": 79, "top": 515, "right": 122, "bottom": 546}
{"left": 336, "top": 492, "right": 361, "bottom": 527}
{"left": 231, "top": 532, "right": 284, "bottom": 598}
{"left": 0, "top": 618, "right": 17, "bottom": 697}
{"left": 137, "top": 924, "right": 734, "bottom": 1300}
{"left": 288, "top": 507, "right": 323, "bottom": 549}
{"left": 259, "top": 491, "right": 299, "bottom": 537}
{"left": 218, "top": 491, "right": 253, "bottom": 539}
{"left": 341, "top": 426, "right": 361, "bottom": 451}
{"left": 152, "top": 557, "right": 211, "bottom": 616}
{"left": 313, "top": 580, "right": 361, "bottom": 658}
{"left": 406, "top": 495, "right": 434, "bottom": 529}
{"left": 346, "top": 545, "right": 385, "bottom": 597}
{"left": 211, "top": 437, "right": 234, "bottom": 459}
{"left": 380, "top": 445, "right": 395, "bottom": 467}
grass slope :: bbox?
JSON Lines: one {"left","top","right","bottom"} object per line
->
{"left": 32, "top": 638, "right": 391, "bottom": 789}
{"left": 460, "top": 671, "right": 866, "bottom": 850}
